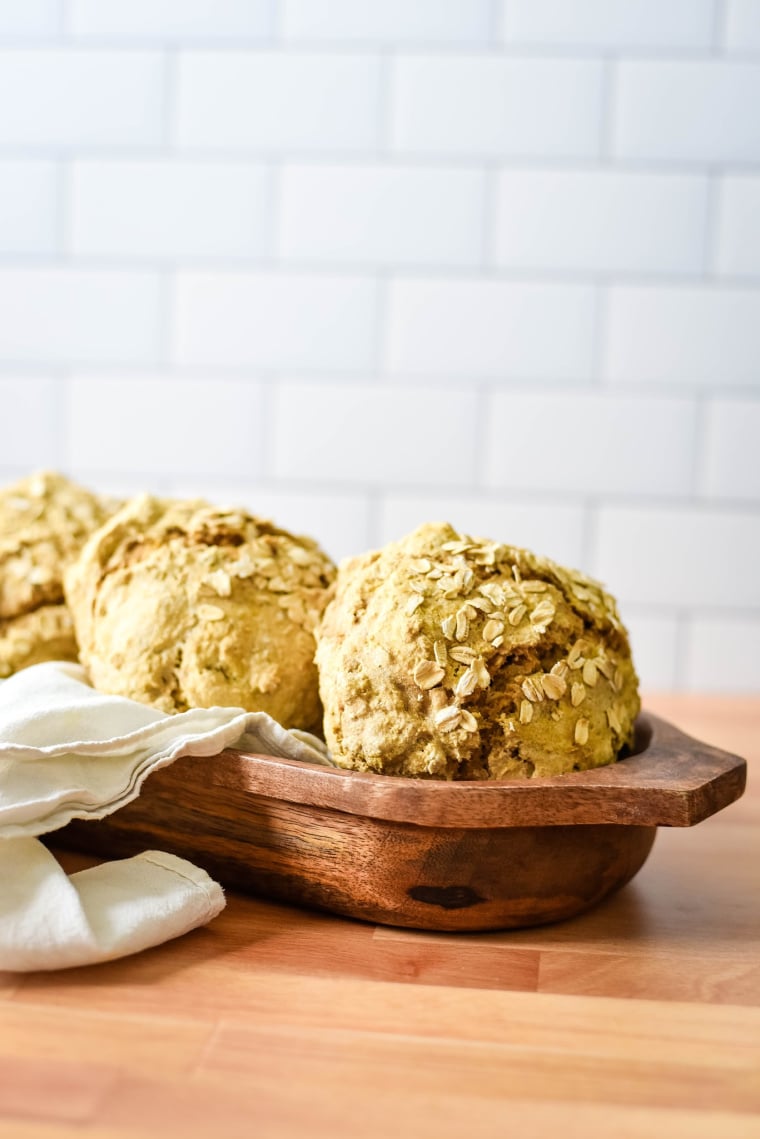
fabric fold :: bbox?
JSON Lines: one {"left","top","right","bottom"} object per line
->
{"left": 0, "top": 661, "right": 330, "bottom": 972}
{"left": 0, "top": 838, "right": 225, "bottom": 971}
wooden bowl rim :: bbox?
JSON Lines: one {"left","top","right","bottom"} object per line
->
{"left": 208, "top": 710, "right": 747, "bottom": 830}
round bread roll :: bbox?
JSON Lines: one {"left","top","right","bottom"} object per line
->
{"left": 0, "top": 470, "right": 114, "bottom": 677}
{"left": 315, "top": 522, "right": 640, "bottom": 779}
{"left": 64, "top": 494, "right": 336, "bottom": 732}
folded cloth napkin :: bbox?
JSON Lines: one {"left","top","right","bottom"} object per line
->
{"left": 0, "top": 661, "right": 331, "bottom": 972}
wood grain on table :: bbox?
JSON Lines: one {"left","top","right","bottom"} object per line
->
{"left": 1, "top": 695, "right": 759, "bottom": 1139}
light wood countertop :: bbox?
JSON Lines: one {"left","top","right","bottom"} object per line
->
{"left": 1, "top": 695, "right": 758, "bottom": 1139}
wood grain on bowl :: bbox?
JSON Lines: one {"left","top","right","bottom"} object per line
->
{"left": 57, "top": 711, "right": 746, "bottom": 932}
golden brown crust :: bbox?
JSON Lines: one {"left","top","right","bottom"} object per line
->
{"left": 0, "top": 471, "right": 115, "bottom": 676}
{"left": 64, "top": 494, "right": 336, "bottom": 731}
{"left": 315, "top": 522, "right": 640, "bottom": 780}
{"left": 0, "top": 604, "right": 79, "bottom": 678}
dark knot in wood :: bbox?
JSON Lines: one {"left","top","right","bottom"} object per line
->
{"left": 408, "top": 885, "right": 484, "bottom": 910}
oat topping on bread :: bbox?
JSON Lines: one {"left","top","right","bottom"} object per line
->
{"left": 315, "top": 522, "right": 640, "bottom": 779}
{"left": 0, "top": 471, "right": 114, "bottom": 677}
{"left": 65, "top": 494, "right": 336, "bottom": 732}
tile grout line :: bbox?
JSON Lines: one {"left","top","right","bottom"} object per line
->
{"left": 2, "top": 146, "right": 760, "bottom": 175}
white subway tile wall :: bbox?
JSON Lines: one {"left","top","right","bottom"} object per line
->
{"left": 500, "top": 0, "right": 716, "bottom": 50}
{"left": 0, "top": 50, "right": 165, "bottom": 147}
{"left": 281, "top": 1, "right": 492, "bottom": 45}
{"left": 686, "top": 615, "right": 760, "bottom": 691}
{"left": 0, "top": 376, "right": 62, "bottom": 467}
{"left": 493, "top": 171, "right": 709, "bottom": 275}
{"left": 70, "top": 160, "right": 273, "bottom": 260}
{"left": 175, "top": 52, "right": 382, "bottom": 153}
{"left": 271, "top": 382, "right": 479, "bottom": 487}
{"left": 67, "top": 376, "right": 266, "bottom": 479}
{"left": 484, "top": 392, "right": 697, "bottom": 497}
{"left": 391, "top": 56, "right": 604, "bottom": 158}
{"left": 726, "top": 0, "right": 760, "bottom": 53}
{"left": 173, "top": 271, "right": 377, "bottom": 370}
{"left": 0, "top": 269, "right": 163, "bottom": 363}
{"left": 593, "top": 506, "right": 760, "bottom": 608}
{"left": 67, "top": 1, "right": 274, "bottom": 41}
{"left": 700, "top": 398, "right": 760, "bottom": 499}
{"left": 603, "top": 285, "right": 760, "bottom": 387}
{"left": 278, "top": 164, "right": 485, "bottom": 267}
{"left": 387, "top": 279, "right": 596, "bottom": 379}
{"left": 0, "top": 1, "right": 61, "bottom": 38}
{"left": 0, "top": 159, "right": 57, "bottom": 254}
{"left": 716, "top": 175, "right": 760, "bottom": 276}
{"left": 0, "top": 1, "right": 758, "bottom": 692}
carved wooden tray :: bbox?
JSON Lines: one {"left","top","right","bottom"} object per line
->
{"left": 58, "top": 711, "right": 746, "bottom": 932}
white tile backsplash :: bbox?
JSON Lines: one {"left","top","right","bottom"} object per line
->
{"left": 593, "top": 505, "right": 760, "bottom": 608}
{"left": 391, "top": 56, "right": 604, "bottom": 159}
{"left": 701, "top": 398, "right": 760, "bottom": 499}
{"left": 715, "top": 175, "right": 760, "bottom": 277}
{"left": 387, "top": 279, "right": 595, "bottom": 379}
{"left": 614, "top": 61, "right": 760, "bottom": 163}
{"left": 175, "top": 51, "right": 382, "bottom": 154}
{"left": 0, "top": 376, "right": 61, "bottom": 470}
{"left": 0, "top": 160, "right": 58, "bottom": 255}
{"left": 725, "top": 0, "right": 760, "bottom": 52}
{"left": 494, "top": 170, "right": 708, "bottom": 275}
{"left": 70, "top": 159, "right": 273, "bottom": 260}
{"left": 271, "top": 381, "right": 479, "bottom": 486}
{"left": 281, "top": 0, "right": 491, "bottom": 45}
{"left": 172, "top": 271, "right": 377, "bottom": 370}
{"left": 484, "top": 392, "right": 697, "bottom": 496}
{"left": 278, "top": 163, "right": 485, "bottom": 268}
{"left": 621, "top": 611, "right": 680, "bottom": 693}
{"left": 0, "top": 4, "right": 758, "bottom": 692}
{"left": 0, "top": 1, "right": 61, "bottom": 38}
{"left": 0, "top": 269, "right": 163, "bottom": 364}
{"left": 68, "top": 0, "right": 273, "bottom": 41}
{"left": 501, "top": 0, "right": 716, "bottom": 50}
{"left": 685, "top": 615, "right": 760, "bottom": 691}
{"left": 604, "top": 285, "right": 760, "bottom": 387}
{"left": 67, "top": 376, "right": 265, "bottom": 478}
{"left": 0, "top": 50, "right": 165, "bottom": 148}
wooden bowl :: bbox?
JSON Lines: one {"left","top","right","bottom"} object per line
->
{"left": 58, "top": 711, "right": 746, "bottom": 932}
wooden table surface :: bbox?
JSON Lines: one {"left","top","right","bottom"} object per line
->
{"left": 1, "top": 695, "right": 758, "bottom": 1139}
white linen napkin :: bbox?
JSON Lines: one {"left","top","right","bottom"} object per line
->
{"left": 0, "top": 661, "right": 331, "bottom": 972}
